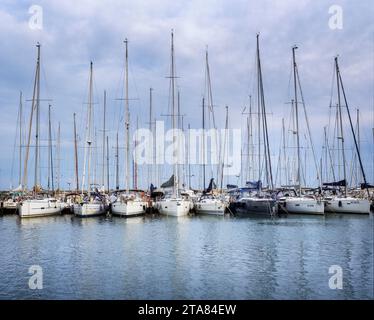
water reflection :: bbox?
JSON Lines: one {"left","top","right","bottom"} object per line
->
{"left": 0, "top": 213, "right": 372, "bottom": 299}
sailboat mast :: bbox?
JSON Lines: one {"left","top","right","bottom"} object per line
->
{"left": 23, "top": 43, "right": 40, "bottom": 192}
{"left": 57, "top": 122, "right": 60, "bottom": 192}
{"left": 356, "top": 109, "right": 361, "bottom": 184}
{"left": 18, "top": 91, "right": 22, "bottom": 186}
{"left": 87, "top": 61, "right": 93, "bottom": 193}
{"left": 124, "top": 39, "right": 130, "bottom": 193}
{"left": 170, "top": 30, "right": 178, "bottom": 197}
{"left": 134, "top": 116, "right": 138, "bottom": 189}
{"left": 34, "top": 43, "right": 41, "bottom": 191}
{"left": 220, "top": 106, "right": 229, "bottom": 190}
{"left": 336, "top": 56, "right": 370, "bottom": 197}
{"left": 73, "top": 113, "right": 79, "bottom": 192}
{"left": 202, "top": 97, "right": 206, "bottom": 189}
{"left": 116, "top": 132, "right": 119, "bottom": 190}
{"left": 335, "top": 57, "right": 347, "bottom": 196}
{"left": 257, "top": 34, "right": 273, "bottom": 190}
{"left": 149, "top": 87, "right": 153, "bottom": 186}
{"left": 292, "top": 46, "right": 302, "bottom": 196}
{"left": 48, "top": 104, "right": 54, "bottom": 193}
{"left": 102, "top": 90, "right": 106, "bottom": 189}
{"left": 106, "top": 135, "right": 109, "bottom": 192}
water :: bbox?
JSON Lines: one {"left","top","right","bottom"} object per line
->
{"left": 0, "top": 213, "right": 373, "bottom": 299}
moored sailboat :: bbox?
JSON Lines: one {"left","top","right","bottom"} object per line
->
{"left": 19, "top": 43, "right": 62, "bottom": 218}
{"left": 73, "top": 62, "right": 106, "bottom": 217}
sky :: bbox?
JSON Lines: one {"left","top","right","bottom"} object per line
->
{"left": 0, "top": 0, "right": 373, "bottom": 191}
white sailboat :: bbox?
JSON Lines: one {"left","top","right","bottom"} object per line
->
{"left": 281, "top": 46, "right": 324, "bottom": 215}
{"left": 111, "top": 38, "right": 147, "bottom": 217}
{"left": 159, "top": 31, "right": 192, "bottom": 217}
{"left": 323, "top": 57, "right": 370, "bottom": 214}
{"left": 19, "top": 43, "right": 62, "bottom": 218}
{"left": 73, "top": 62, "right": 106, "bottom": 217}
{"left": 195, "top": 194, "right": 227, "bottom": 215}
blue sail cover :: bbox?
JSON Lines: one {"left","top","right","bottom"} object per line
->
{"left": 245, "top": 180, "right": 262, "bottom": 190}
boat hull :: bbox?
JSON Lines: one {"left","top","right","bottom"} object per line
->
{"left": 232, "top": 198, "right": 278, "bottom": 215}
{"left": 73, "top": 203, "right": 106, "bottom": 217}
{"left": 280, "top": 197, "right": 324, "bottom": 215}
{"left": 325, "top": 198, "right": 370, "bottom": 214}
{"left": 195, "top": 200, "right": 226, "bottom": 215}
{"left": 159, "top": 199, "right": 191, "bottom": 217}
{"left": 111, "top": 200, "right": 147, "bottom": 217}
{"left": 19, "top": 199, "right": 61, "bottom": 218}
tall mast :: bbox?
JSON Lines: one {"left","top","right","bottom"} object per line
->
{"left": 102, "top": 90, "right": 106, "bottom": 189}
{"left": 257, "top": 34, "right": 273, "bottom": 190}
{"left": 23, "top": 43, "right": 40, "bottom": 191}
{"left": 282, "top": 118, "right": 287, "bottom": 186}
{"left": 220, "top": 106, "right": 229, "bottom": 190}
{"left": 88, "top": 62, "right": 94, "bottom": 193}
{"left": 356, "top": 109, "right": 361, "bottom": 184}
{"left": 202, "top": 97, "right": 206, "bottom": 189}
{"left": 292, "top": 46, "right": 302, "bottom": 196}
{"left": 106, "top": 135, "right": 109, "bottom": 192}
{"left": 18, "top": 91, "right": 23, "bottom": 186}
{"left": 335, "top": 57, "right": 347, "bottom": 196}
{"left": 124, "top": 39, "right": 130, "bottom": 193}
{"left": 73, "top": 113, "right": 79, "bottom": 192}
{"left": 148, "top": 87, "right": 153, "bottom": 187}
{"left": 116, "top": 132, "right": 119, "bottom": 190}
{"left": 34, "top": 43, "right": 41, "bottom": 191}
{"left": 188, "top": 123, "right": 191, "bottom": 189}
{"left": 86, "top": 61, "right": 94, "bottom": 193}
{"left": 57, "top": 122, "right": 60, "bottom": 191}
{"left": 169, "top": 30, "right": 178, "bottom": 197}
{"left": 134, "top": 116, "right": 138, "bottom": 189}
{"left": 48, "top": 104, "right": 52, "bottom": 191}
{"left": 336, "top": 57, "right": 370, "bottom": 197}
{"left": 46, "top": 105, "right": 55, "bottom": 193}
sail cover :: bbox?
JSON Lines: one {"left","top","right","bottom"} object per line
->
{"left": 361, "top": 183, "right": 374, "bottom": 189}
{"left": 323, "top": 179, "right": 346, "bottom": 187}
{"left": 205, "top": 178, "right": 216, "bottom": 193}
{"left": 246, "top": 180, "right": 262, "bottom": 190}
{"left": 161, "top": 175, "right": 175, "bottom": 188}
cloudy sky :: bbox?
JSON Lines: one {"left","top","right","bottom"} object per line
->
{"left": 0, "top": 0, "right": 373, "bottom": 190}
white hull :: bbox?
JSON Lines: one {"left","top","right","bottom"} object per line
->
{"left": 281, "top": 197, "right": 324, "bottom": 215}
{"left": 325, "top": 197, "right": 370, "bottom": 214}
{"left": 195, "top": 199, "right": 226, "bottom": 215}
{"left": 159, "top": 198, "right": 191, "bottom": 217}
{"left": 73, "top": 203, "right": 106, "bottom": 217}
{"left": 111, "top": 200, "right": 147, "bottom": 217}
{"left": 19, "top": 199, "right": 61, "bottom": 218}
{"left": 2, "top": 200, "right": 18, "bottom": 211}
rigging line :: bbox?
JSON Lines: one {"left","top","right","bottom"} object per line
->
{"left": 295, "top": 64, "right": 322, "bottom": 189}
{"left": 10, "top": 101, "right": 20, "bottom": 189}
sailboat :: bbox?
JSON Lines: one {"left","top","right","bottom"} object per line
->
{"left": 231, "top": 34, "right": 277, "bottom": 215}
{"left": 323, "top": 57, "right": 370, "bottom": 214}
{"left": 278, "top": 46, "right": 324, "bottom": 215}
{"left": 19, "top": 43, "right": 62, "bottom": 218}
{"left": 158, "top": 31, "right": 193, "bottom": 217}
{"left": 111, "top": 39, "right": 148, "bottom": 217}
{"left": 73, "top": 62, "right": 107, "bottom": 217}
{"left": 194, "top": 53, "right": 228, "bottom": 215}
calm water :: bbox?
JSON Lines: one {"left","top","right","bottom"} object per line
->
{"left": 0, "top": 212, "right": 373, "bottom": 300}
